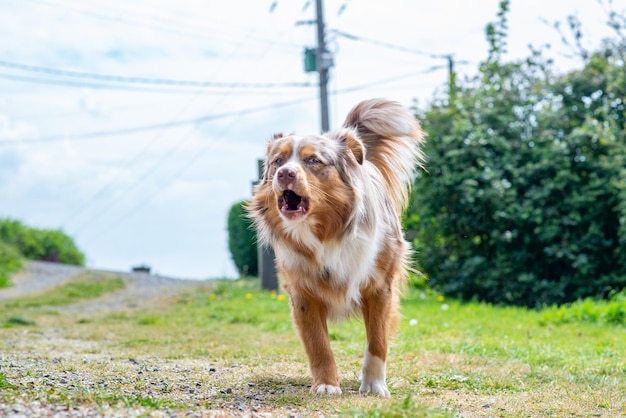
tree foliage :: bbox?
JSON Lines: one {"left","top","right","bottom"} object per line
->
{"left": 0, "top": 218, "right": 85, "bottom": 266}
{"left": 227, "top": 201, "right": 258, "bottom": 277}
{"left": 410, "top": 1, "right": 626, "bottom": 307}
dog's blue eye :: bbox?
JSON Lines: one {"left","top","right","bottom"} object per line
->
{"left": 306, "top": 157, "right": 321, "bottom": 165}
{"left": 273, "top": 157, "right": 284, "bottom": 165}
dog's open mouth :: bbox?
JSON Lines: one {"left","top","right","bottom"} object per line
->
{"left": 279, "top": 190, "right": 309, "bottom": 220}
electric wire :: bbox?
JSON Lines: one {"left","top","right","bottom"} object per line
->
{"left": 58, "top": 22, "right": 277, "bottom": 232}
{"left": 68, "top": 13, "right": 308, "bottom": 236}
{"left": 0, "top": 67, "right": 439, "bottom": 146}
{"left": 0, "top": 72, "right": 313, "bottom": 95}
{"left": 64, "top": 14, "right": 305, "bottom": 238}
{"left": 0, "top": 60, "right": 312, "bottom": 89}
{"left": 332, "top": 29, "right": 452, "bottom": 59}
{"left": 24, "top": 0, "right": 302, "bottom": 50}
{"left": 0, "top": 97, "right": 317, "bottom": 145}
{"left": 1, "top": 1, "right": 455, "bottom": 245}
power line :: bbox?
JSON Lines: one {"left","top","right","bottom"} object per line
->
{"left": 331, "top": 29, "right": 471, "bottom": 91}
{"left": 64, "top": 14, "right": 305, "bottom": 238}
{"left": 0, "top": 72, "right": 313, "bottom": 95}
{"left": 0, "top": 60, "right": 312, "bottom": 89}
{"left": 331, "top": 68, "right": 442, "bottom": 95}
{"left": 67, "top": 121, "right": 199, "bottom": 236}
{"left": 0, "top": 66, "right": 442, "bottom": 146}
{"left": 25, "top": 0, "right": 302, "bottom": 51}
{"left": 0, "top": 97, "right": 315, "bottom": 145}
{"left": 76, "top": 117, "right": 233, "bottom": 239}
{"left": 332, "top": 29, "right": 451, "bottom": 60}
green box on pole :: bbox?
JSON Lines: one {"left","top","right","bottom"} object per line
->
{"left": 304, "top": 48, "right": 316, "bottom": 72}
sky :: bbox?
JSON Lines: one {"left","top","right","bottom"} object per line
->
{"left": 0, "top": 0, "right": 621, "bottom": 280}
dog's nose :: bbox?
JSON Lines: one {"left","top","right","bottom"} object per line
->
{"left": 276, "top": 167, "right": 297, "bottom": 189}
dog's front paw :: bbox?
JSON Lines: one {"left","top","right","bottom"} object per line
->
{"left": 359, "top": 379, "right": 390, "bottom": 398}
{"left": 312, "top": 384, "right": 342, "bottom": 395}
{"left": 360, "top": 352, "right": 390, "bottom": 397}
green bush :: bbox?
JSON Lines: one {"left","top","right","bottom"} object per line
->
{"left": 227, "top": 201, "right": 258, "bottom": 277}
{"left": 0, "top": 241, "right": 22, "bottom": 288}
{"left": 539, "top": 290, "right": 626, "bottom": 326}
{"left": 0, "top": 218, "right": 85, "bottom": 266}
{"left": 409, "top": 2, "right": 626, "bottom": 307}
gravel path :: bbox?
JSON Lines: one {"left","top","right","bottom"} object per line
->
{"left": 0, "top": 261, "right": 243, "bottom": 417}
{"left": 0, "top": 261, "right": 85, "bottom": 299}
{"left": 0, "top": 260, "right": 215, "bottom": 310}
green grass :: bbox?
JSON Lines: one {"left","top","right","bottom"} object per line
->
{"left": 344, "top": 395, "right": 453, "bottom": 418}
{"left": 0, "top": 240, "right": 22, "bottom": 289}
{"left": 4, "top": 316, "right": 36, "bottom": 327}
{"left": 0, "top": 372, "right": 16, "bottom": 389}
{"left": 0, "top": 277, "right": 624, "bottom": 417}
{"left": 0, "top": 275, "right": 10, "bottom": 288}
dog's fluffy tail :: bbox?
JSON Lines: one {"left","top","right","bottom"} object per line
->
{"left": 342, "top": 98, "right": 426, "bottom": 212}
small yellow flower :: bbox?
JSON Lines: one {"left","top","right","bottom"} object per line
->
{"left": 245, "top": 293, "right": 253, "bottom": 300}
{"left": 437, "top": 295, "right": 445, "bottom": 302}
{"left": 277, "top": 294, "right": 286, "bottom": 301}
{"left": 270, "top": 291, "right": 277, "bottom": 299}
{"left": 209, "top": 294, "right": 216, "bottom": 301}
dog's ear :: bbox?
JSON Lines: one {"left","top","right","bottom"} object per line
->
{"left": 265, "top": 133, "right": 283, "bottom": 158}
{"left": 260, "top": 133, "right": 284, "bottom": 183}
{"left": 334, "top": 129, "right": 365, "bottom": 165}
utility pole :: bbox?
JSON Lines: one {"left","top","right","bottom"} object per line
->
{"left": 255, "top": 0, "right": 333, "bottom": 291}
{"left": 315, "top": 0, "right": 331, "bottom": 132}
{"left": 302, "top": 0, "right": 333, "bottom": 133}
{"left": 446, "top": 54, "right": 454, "bottom": 80}
{"left": 445, "top": 54, "right": 459, "bottom": 98}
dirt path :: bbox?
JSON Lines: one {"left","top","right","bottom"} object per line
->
{"left": 0, "top": 260, "right": 215, "bottom": 310}
{"left": 0, "top": 260, "right": 85, "bottom": 299}
{"left": 0, "top": 261, "right": 237, "bottom": 417}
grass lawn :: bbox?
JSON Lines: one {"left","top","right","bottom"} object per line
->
{"left": 0, "top": 275, "right": 624, "bottom": 417}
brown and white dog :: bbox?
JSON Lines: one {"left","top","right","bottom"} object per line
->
{"left": 247, "top": 99, "right": 425, "bottom": 397}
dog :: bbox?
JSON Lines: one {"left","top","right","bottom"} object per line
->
{"left": 247, "top": 98, "right": 425, "bottom": 397}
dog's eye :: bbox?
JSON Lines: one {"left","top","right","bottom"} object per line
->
{"left": 305, "top": 156, "right": 321, "bottom": 165}
{"left": 273, "top": 157, "right": 284, "bottom": 166}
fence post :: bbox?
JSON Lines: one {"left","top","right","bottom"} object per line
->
{"left": 254, "top": 159, "right": 278, "bottom": 291}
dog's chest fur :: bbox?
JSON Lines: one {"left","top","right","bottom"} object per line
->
{"left": 274, "top": 218, "right": 386, "bottom": 320}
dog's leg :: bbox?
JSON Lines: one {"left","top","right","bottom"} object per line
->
{"left": 290, "top": 294, "right": 341, "bottom": 395}
{"left": 359, "top": 286, "right": 395, "bottom": 397}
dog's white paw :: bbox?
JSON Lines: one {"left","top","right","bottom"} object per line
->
{"left": 359, "top": 378, "right": 390, "bottom": 397}
{"left": 313, "top": 384, "right": 342, "bottom": 395}
{"left": 360, "top": 352, "right": 390, "bottom": 397}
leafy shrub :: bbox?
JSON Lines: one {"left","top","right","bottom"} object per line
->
{"left": 0, "top": 241, "right": 22, "bottom": 288}
{"left": 227, "top": 201, "right": 258, "bottom": 277}
{"left": 539, "top": 290, "right": 626, "bottom": 326}
{"left": 410, "top": 2, "right": 626, "bottom": 307}
{"left": 0, "top": 218, "right": 85, "bottom": 266}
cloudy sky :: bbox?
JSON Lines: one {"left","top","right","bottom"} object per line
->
{"left": 0, "top": 0, "right": 619, "bottom": 279}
